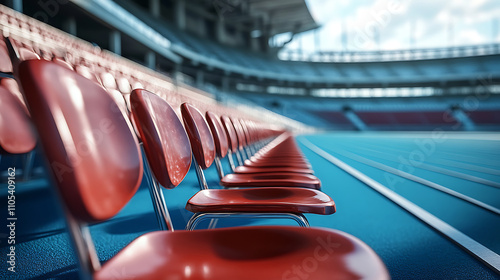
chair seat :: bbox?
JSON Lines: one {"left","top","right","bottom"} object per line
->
{"left": 234, "top": 165, "right": 314, "bottom": 174}
{"left": 186, "top": 187, "right": 335, "bottom": 214}
{"left": 244, "top": 159, "right": 312, "bottom": 169}
{"left": 251, "top": 154, "right": 307, "bottom": 161}
{"left": 221, "top": 173, "right": 321, "bottom": 189}
{"left": 249, "top": 154, "right": 309, "bottom": 162}
{"left": 95, "top": 226, "right": 389, "bottom": 280}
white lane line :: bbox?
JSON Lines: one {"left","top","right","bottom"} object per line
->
{"left": 379, "top": 155, "right": 500, "bottom": 189}
{"left": 340, "top": 139, "right": 500, "bottom": 170}
{"left": 354, "top": 132, "right": 500, "bottom": 141}
{"left": 339, "top": 143, "right": 500, "bottom": 188}
{"left": 431, "top": 158, "right": 500, "bottom": 176}
{"left": 299, "top": 138, "right": 500, "bottom": 274}
{"left": 328, "top": 147, "right": 500, "bottom": 216}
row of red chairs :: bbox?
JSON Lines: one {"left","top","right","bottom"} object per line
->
{"left": 12, "top": 57, "right": 388, "bottom": 279}
{"left": 179, "top": 103, "right": 332, "bottom": 229}
{"left": 0, "top": 25, "right": 254, "bottom": 166}
{"left": 0, "top": 5, "right": 388, "bottom": 278}
{"left": 0, "top": 4, "right": 258, "bottom": 123}
{"left": 0, "top": 4, "right": 294, "bottom": 169}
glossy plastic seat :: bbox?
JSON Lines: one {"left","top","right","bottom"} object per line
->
{"left": 206, "top": 113, "right": 321, "bottom": 189}
{"left": 0, "top": 85, "right": 36, "bottom": 155}
{"left": 243, "top": 158, "right": 312, "bottom": 169}
{"left": 0, "top": 77, "right": 27, "bottom": 110}
{"left": 206, "top": 111, "right": 313, "bottom": 175}
{"left": 74, "top": 65, "right": 100, "bottom": 84}
{"left": 187, "top": 187, "right": 334, "bottom": 215}
{"left": 52, "top": 57, "right": 73, "bottom": 70}
{"left": 18, "top": 59, "right": 142, "bottom": 222}
{"left": 18, "top": 59, "right": 389, "bottom": 280}
{"left": 234, "top": 165, "right": 314, "bottom": 174}
{"left": 95, "top": 226, "right": 388, "bottom": 280}
{"left": 205, "top": 111, "right": 229, "bottom": 178}
{"left": 0, "top": 38, "right": 13, "bottom": 73}
{"left": 220, "top": 114, "right": 244, "bottom": 169}
{"left": 220, "top": 173, "right": 321, "bottom": 189}
{"left": 3, "top": 37, "right": 40, "bottom": 74}
{"left": 181, "top": 103, "right": 332, "bottom": 228}
{"left": 131, "top": 89, "right": 191, "bottom": 189}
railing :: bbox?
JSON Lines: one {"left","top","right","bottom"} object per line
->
{"left": 279, "top": 44, "right": 500, "bottom": 63}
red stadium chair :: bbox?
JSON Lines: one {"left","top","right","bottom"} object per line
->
{"left": 0, "top": 84, "right": 36, "bottom": 156}
{"left": 99, "top": 71, "right": 118, "bottom": 90}
{"left": 74, "top": 65, "right": 101, "bottom": 84}
{"left": 220, "top": 114, "right": 240, "bottom": 170}
{"left": 0, "top": 77, "right": 27, "bottom": 110}
{"left": 180, "top": 102, "right": 333, "bottom": 229}
{"left": 205, "top": 111, "right": 229, "bottom": 178}
{"left": 0, "top": 38, "right": 13, "bottom": 73}
{"left": 0, "top": 78, "right": 37, "bottom": 180}
{"left": 51, "top": 56, "right": 73, "bottom": 70}
{"left": 216, "top": 113, "right": 317, "bottom": 177}
{"left": 207, "top": 113, "right": 306, "bottom": 177}
{"left": 16, "top": 44, "right": 388, "bottom": 280}
{"left": 220, "top": 132, "right": 320, "bottom": 189}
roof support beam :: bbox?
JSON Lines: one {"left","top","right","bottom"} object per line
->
{"left": 451, "top": 107, "right": 476, "bottom": 131}
{"left": 109, "top": 30, "right": 121, "bottom": 55}
{"left": 10, "top": 0, "right": 23, "bottom": 12}
{"left": 145, "top": 51, "right": 156, "bottom": 69}
{"left": 343, "top": 107, "right": 368, "bottom": 131}
{"left": 175, "top": 0, "right": 186, "bottom": 30}
{"left": 149, "top": 0, "right": 160, "bottom": 18}
{"left": 63, "top": 16, "right": 77, "bottom": 36}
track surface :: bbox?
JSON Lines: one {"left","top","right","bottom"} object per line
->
{"left": 1, "top": 132, "right": 499, "bottom": 279}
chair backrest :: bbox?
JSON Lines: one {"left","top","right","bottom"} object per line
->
{"left": 221, "top": 115, "right": 238, "bottom": 153}
{"left": 242, "top": 120, "right": 253, "bottom": 144}
{"left": 100, "top": 72, "right": 117, "bottom": 90}
{"left": 0, "top": 39, "right": 13, "bottom": 72}
{"left": 18, "top": 47, "right": 39, "bottom": 60}
{"left": 130, "top": 89, "right": 192, "bottom": 188}
{"left": 17, "top": 59, "right": 143, "bottom": 223}
{"left": 230, "top": 117, "right": 246, "bottom": 149}
{"left": 0, "top": 85, "right": 36, "bottom": 154}
{"left": 205, "top": 111, "right": 228, "bottom": 159}
{"left": 180, "top": 103, "right": 215, "bottom": 170}
{"left": 0, "top": 78, "right": 27, "bottom": 109}
{"left": 74, "top": 65, "right": 100, "bottom": 84}
{"left": 238, "top": 118, "right": 252, "bottom": 146}
{"left": 51, "top": 57, "right": 73, "bottom": 70}
{"left": 116, "top": 77, "right": 131, "bottom": 95}
{"left": 107, "top": 89, "right": 130, "bottom": 116}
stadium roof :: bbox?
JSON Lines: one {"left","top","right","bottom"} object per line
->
{"left": 244, "top": 0, "right": 318, "bottom": 35}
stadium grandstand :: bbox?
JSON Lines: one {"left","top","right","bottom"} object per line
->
{"left": 0, "top": 0, "right": 499, "bottom": 279}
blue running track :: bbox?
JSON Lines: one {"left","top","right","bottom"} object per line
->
{"left": 1, "top": 132, "right": 499, "bottom": 279}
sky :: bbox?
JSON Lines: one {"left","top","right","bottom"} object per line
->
{"left": 280, "top": 0, "right": 500, "bottom": 53}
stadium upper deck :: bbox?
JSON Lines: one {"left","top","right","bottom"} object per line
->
{"left": 3, "top": 0, "right": 497, "bottom": 95}
{"left": 2, "top": 0, "right": 497, "bottom": 131}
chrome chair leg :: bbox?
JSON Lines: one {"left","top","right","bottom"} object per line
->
{"left": 235, "top": 150, "right": 243, "bottom": 166}
{"left": 186, "top": 212, "right": 310, "bottom": 230}
{"left": 23, "top": 151, "right": 35, "bottom": 181}
{"left": 208, "top": 218, "right": 219, "bottom": 229}
{"left": 214, "top": 157, "right": 224, "bottom": 180}
{"left": 227, "top": 151, "right": 236, "bottom": 172}
{"left": 141, "top": 145, "right": 174, "bottom": 231}
{"left": 186, "top": 212, "right": 205, "bottom": 230}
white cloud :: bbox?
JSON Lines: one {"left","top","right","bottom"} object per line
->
{"left": 457, "top": 29, "right": 486, "bottom": 45}
{"left": 289, "top": 0, "right": 500, "bottom": 52}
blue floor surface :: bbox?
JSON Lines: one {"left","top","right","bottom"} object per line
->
{"left": 1, "top": 132, "right": 499, "bottom": 279}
